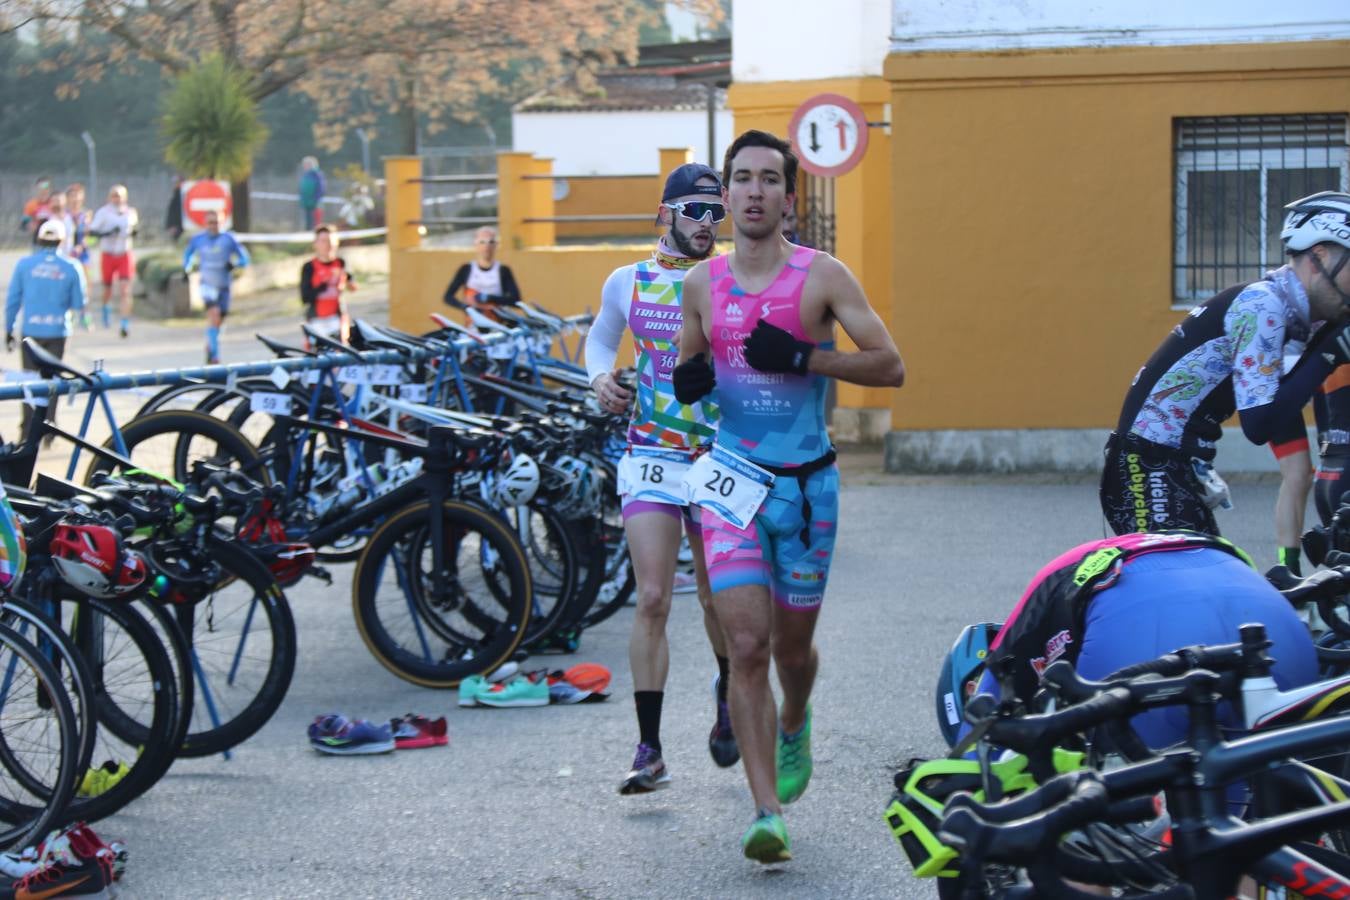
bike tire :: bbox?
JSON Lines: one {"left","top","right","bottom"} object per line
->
{"left": 352, "top": 499, "right": 532, "bottom": 687}
{"left": 173, "top": 537, "right": 296, "bottom": 758}
{"left": 0, "top": 623, "right": 80, "bottom": 850}
{"left": 84, "top": 409, "right": 269, "bottom": 489}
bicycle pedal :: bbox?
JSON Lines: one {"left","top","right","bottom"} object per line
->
{"left": 308, "top": 566, "right": 334, "bottom": 585}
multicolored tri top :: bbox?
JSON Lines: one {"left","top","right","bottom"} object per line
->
{"left": 706, "top": 244, "right": 833, "bottom": 468}
{"left": 585, "top": 254, "right": 716, "bottom": 450}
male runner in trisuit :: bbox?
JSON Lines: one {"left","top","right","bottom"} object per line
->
{"left": 585, "top": 163, "right": 738, "bottom": 795}
{"left": 674, "top": 130, "right": 905, "bottom": 862}
{"left": 88, "top": 185, "right": 139, "bottom": 337}
{"left": 183, "top": 210, "right": 249, "bottom": 364}
{"left": 1101, "top": 191, "right": 1350, "bottom": 537}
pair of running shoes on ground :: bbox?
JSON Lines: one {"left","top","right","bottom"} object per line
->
{"left": 0, "top": 821, "right": 127, "bottom": 899}
{"left": 307, "top": 712, "right": 449, "bottom": 754}
{"left": 618, "top": 676, "right": 813, "bottom": 864}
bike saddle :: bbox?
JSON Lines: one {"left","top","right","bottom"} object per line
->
{"left": 351, "top": 319, "right": 415, "bottom": 355}
{"left": 301, "top": 324, "right": 362, "bottom": 359}
{"left": 256, "top": 333, "right": 316, "bottom": 358}
{"left": 20, "top": 338, "right": 95, "bottom": 384}
{"left": 427, "top": 313, "right": 488, "bottom": 344}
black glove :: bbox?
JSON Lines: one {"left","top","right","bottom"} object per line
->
{"left": 743, "top": 320, "right": 814, "bottom": 376}
{"left": 4, "top": 334, "right": 14, "bottom": 353}
{"left": 672, "top": 353, "right": 716, "bottom": 404}
{"left": 1323, "top": 322, "right": 1350, "bottom": 367}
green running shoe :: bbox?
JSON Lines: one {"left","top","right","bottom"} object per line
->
{"left": 776, "top": 705, "right": 813, "bottom": 805}
{"left": 741, "top": 810, "right": 791, "bottom": 863}
{"left": 78, "top": 760, "right": 131, "bottom": 798}
{"left": 458, "top": 675, "right": 487, "bottom": 708}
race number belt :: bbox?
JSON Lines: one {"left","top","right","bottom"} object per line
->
{"left": 616, "top": 446, "right": 694, "bottom": 506}
{"left": 684, "top": 446, "right": 775, "bottom": 529}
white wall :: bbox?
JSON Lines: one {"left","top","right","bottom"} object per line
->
{"left": 733, "top": 0, "right": 891, "bottom": 81}
{"left": 511, "top": 109, "right": 735, "bottom": 174}
{"left": 890, "top": 0, "right": 1350, "bottom": 52}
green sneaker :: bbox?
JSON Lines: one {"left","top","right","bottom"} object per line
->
{"left": 741, "top": 810, "right": 791, "bottom": 863}
{"left": 776, "top": 705, "right": 813, "bottom": 805}
{"left": 458, "top": 675, "right": 487, "bottom": 708}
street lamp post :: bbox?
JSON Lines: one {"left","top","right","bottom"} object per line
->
{"left": 80, "top": 131, "right": 97, "bottom": 198}
{"left": 356, "top": 128, "right": 371, "bottom": 174}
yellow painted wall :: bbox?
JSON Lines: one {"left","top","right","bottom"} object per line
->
{"left": 554, "top": 177, "right": 658, "bottom": 240}
{"left": 885, "top": 40, "right": 1350, "bottom": 430}
{"left": 727, "top": 78, "right": 893, "bottom": 413}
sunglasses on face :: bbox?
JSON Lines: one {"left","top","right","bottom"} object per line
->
{"left": 476, "top": 238, "right": 498, "bottom": 245}
{"left": 664, "top": 200, "right": 727, "bottom": 224}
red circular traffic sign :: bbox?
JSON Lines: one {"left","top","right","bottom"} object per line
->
{"left": 788, "top": 94, "right": 870, "bottom": 178}
{"left": 182, "top": 180, "right": 233, "bottom": 229}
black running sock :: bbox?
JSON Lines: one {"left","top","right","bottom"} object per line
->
{"left": 1279, "top": 546, "right": 1302, "bottom": 577}
{"left": 716, "top": 656, "right": 730, "bottom": 703}
{"left": 635, "top": 691, "right": 663, "bottom": 754}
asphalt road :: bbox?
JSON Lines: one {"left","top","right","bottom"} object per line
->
{"left": 0, "top": 283, "right": 1296, "bottom": 898}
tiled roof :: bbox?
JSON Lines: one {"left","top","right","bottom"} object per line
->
{"left": 515, "top": 72, "right": 728, "bottom": 114}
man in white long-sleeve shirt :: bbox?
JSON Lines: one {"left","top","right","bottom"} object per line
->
{"left": 584, "top": 163, "right": 738, "bottom": 796}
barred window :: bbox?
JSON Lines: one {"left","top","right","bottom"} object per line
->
{"left": 1173, "top": 114, "right": 1348, "bottom": 303}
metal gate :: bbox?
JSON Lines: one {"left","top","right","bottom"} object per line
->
{"left": 799, "top": 173, "right": 836, "bottom": 255}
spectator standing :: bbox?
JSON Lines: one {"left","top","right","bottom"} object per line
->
{"left": 299, "top": 225, "right": 356, "bottom": 344}
{"left": 19, "top": 177, "right": 53, "bottom": 240}
{"left": 5, "top": 220, "right": 87, "bottom": 439}
{"left": 165, "top": 176, "right": 185, "bottom": 243}
{"left": 183, "top": 210, "right": 249, "bottom": 364}
{"left": 299, "top": 157, "right": 326, "bottom": 230}
{"left": 442, "top": 226, "right": 522, "bottom": 322}
{"left": 87, "top": 185, "right": 139, "bottom": 337}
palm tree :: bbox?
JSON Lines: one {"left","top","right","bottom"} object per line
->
{"left": 161, "top": 55, "right": 268, "bottom": 230}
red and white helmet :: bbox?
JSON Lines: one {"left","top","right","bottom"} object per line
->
{"left": 49, "top": 523, "right": 149, "bottom": 599}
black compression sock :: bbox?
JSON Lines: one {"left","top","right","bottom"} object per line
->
{"left": 1279, "top": 546, "right": 1303, "bottom": 577}
{"left": 635, "top": 691, "right": 663, "bottom": 754}
{"left": 716, "top": 655, "right": 730, "bottom": 703}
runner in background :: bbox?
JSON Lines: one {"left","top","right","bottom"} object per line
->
{"left": 300, "top": 225, "right": 357, "bottom": 346}
{"left": 183, "top": 210, "right": 248, "bottom": 364}
{"left": 88, "top": 185, "right": 139, "bottom": 337}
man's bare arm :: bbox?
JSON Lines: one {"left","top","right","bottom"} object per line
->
{"left": 678, "top": 262, "right": 712, "bottom": 364}
{"left": 807, "top": 257, "right": 904, "bottom": 387}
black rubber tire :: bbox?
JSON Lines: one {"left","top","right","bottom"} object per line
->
{"left": 84, "top": 408, "right": 269, "bottom": 488}
{"left": 353, "top": 499, "right": 532, "bottom": 687}
{"left": 173, "top": 537, "right": 296, "bottom": 758}
{"left": 0, "top": 624, "right": 80, "bottom": 850}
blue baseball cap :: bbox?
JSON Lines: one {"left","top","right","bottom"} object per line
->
{"left": 662, "top": 163, "right": 722, "bottom": 202}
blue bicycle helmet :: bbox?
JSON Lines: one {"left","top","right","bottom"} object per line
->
{"left": 934, "top": 622, "right": 1001, "bottom": 747}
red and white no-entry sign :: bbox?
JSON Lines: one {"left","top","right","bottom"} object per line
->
{"left": 182, "top": 180, "right": 232, "bottom": 230}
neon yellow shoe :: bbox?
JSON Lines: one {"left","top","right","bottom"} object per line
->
{"left": 78, "top": 760, "right": 131, "bottom": 798}
{"left": 776, "top": 705, "right": 812, "bottom": 805}
{"left": 741, "top": 810, "right": 791, "bottom": 863}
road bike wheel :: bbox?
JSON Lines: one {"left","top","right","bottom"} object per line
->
{"left": 85, "top": 409, "right": 269, "bottom": 489}
{"left": 171, "top": 537, "right": 296, "bottom": 758}
{"left": 353, "top": 499, "right": 532, "bottom": 687}
{"left": 54, "top": 594, "right": 179, "bottom": 823}
{"left": 0, "top": 599, "right": 98, "bottom": 792}
{"left": 0, "top": 623, "right": 79, "bottom": 851}
{"left": 511, "top": 502, "right": 580, "bottom": 650}
{"left": 576, "top": 488, "right": 636, "bottom": 630}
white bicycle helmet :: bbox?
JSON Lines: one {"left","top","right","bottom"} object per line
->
{"left": 549, "top": 455, "right": 600, "bottom": 519}
{"left": 1281, "top": 191, "right": 1350, "bottom": 253}
{"left": 494, "top": 453, "right": 540, "bottom": 508}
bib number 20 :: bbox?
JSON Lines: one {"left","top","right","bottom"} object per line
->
{"left": 702, "top": 469, "right": 736, "bottom": 498}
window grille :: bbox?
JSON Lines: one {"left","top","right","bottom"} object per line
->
{"left": 1174, "top": 114, "right": 1348, "bottom": 303}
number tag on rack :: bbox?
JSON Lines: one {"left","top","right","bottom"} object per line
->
{"left": 366, "top": 364, "right": 406, "bottom": 386}
{"left": 399, "top": 383, "right": 428, "bottom": 403}
{"left": 684, "top": 448, "right": 774, "bottom": 529}
{"left": 337, "top": 365, "right": 369, "bottom": 384}
{"left": 250, "top": 392, "right": 293, "bottom": 415}
{"left": 616, "top": 447, "right": 693, "bottom": 506}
